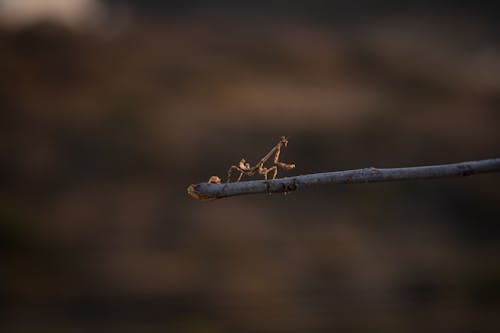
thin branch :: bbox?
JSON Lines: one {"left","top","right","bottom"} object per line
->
{"left": 187, "top": 158, "right": 500, "bottom": 200}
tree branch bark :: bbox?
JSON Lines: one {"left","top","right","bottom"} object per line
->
{"left": 187, "top": 158, "right": 500, "bottom": 200}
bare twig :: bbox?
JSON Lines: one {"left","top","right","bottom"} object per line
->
{"left": 187, "top": 158, "right": 500, "bottom": 200}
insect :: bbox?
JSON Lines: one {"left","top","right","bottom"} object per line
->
{"left": 208, "top": 136, "right": 295, "bottom": 184}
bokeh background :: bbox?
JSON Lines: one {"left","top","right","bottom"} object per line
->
{"left": 1, "top": 1, "right": 500, "bottom": 332}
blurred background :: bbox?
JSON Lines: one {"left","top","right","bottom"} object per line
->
{"left": 1, "top": 1, "right": 500, "bottom": 332}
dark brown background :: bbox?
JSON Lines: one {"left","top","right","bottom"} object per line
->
{"left": 1, "top": 1, "right": 500, "bottom": 332}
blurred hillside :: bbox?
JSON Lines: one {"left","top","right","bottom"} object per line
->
{"left": 1, "top": 4, "right": 500, "bottom": 333}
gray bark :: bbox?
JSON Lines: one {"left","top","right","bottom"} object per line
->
{"left": 188, "top": 158, "right": 500, "bottom": 200}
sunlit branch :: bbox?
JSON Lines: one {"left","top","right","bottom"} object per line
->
{"left": 188, "top": 158, "right": 500, "bottom": 200}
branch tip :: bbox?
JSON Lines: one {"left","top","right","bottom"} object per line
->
{"left": 187, "top": 184, "right": 208, "bottom": 201}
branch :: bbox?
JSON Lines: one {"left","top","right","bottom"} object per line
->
{"left": 187, "top": 158, "right": 500, "bottom": 200}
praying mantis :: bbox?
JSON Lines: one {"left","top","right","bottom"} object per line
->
{"left": 208, "top": 136, "right": 295, "bottom": 184}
